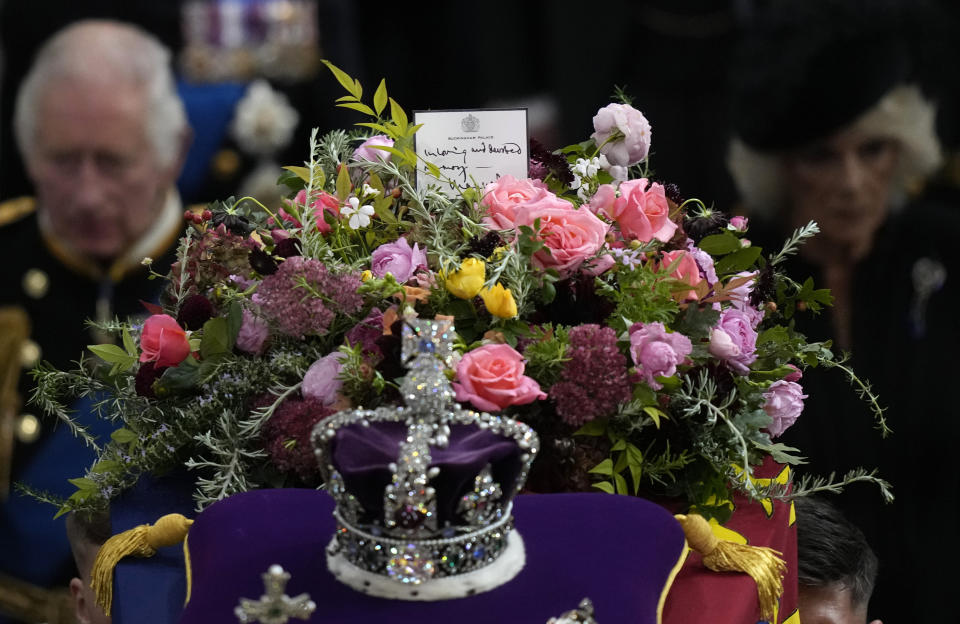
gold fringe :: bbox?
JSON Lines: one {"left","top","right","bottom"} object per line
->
{"left": 89, "top": 513, "right": 193, "bottom": 616}
{"left": 676, "top": 513, "right": 786, "bottom": 622}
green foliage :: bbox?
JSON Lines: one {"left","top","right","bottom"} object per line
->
{"left": 521, "top": 325, "right": 570, "bottom": 388}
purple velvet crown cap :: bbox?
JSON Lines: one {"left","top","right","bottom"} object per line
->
{"left": 170, "top": 489, "right": 687, "bottom": 624}
{"left": 331, "top": 421, "right": 524, "bottom": 525}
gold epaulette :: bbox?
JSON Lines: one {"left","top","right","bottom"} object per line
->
{"left": 0, "top": 197, "right": 36, "bottom": 227}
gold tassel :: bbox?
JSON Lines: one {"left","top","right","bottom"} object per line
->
{"left": 675, "top": 513, "right": 786, "bottom": 622}
{"left": 90, "top": 513, "right": 193, "bottom": 616}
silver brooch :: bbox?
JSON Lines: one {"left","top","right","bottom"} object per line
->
{"left": 547, "top": 598, "right": 598, "bottom": 623}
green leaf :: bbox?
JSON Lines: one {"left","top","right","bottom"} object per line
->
{"left": 643, "top": 406, "right": 667, "bottom": 428}
{"left": 574, "top": 419, "right": 607, "bottom": 437}
{"left": 629, "top": 464, "right": 643, "bottom": 495}
{"left": 426, "top": 161, "right": 442, "bottom": 179}
{"left": 592, "top": 481, "right": 615, "bottom": 494}
{"left": 757, "top": 326, "right": 789, "bottom": 346}
{"left": 336, "top": 163, "right": 353, "bottom": 202}
{"left": 335, "top": 95, "right": 359, "bottom": 103}
{"left": 121, "top": 327, "right": 137, "bottom": 356}
{"left": 322, "top": 59, "right": 362, "bottom": 99}
{"left": 588, "top": 458, "right": 614, "bottom": 475}
{"left": 282, "top": 166, "right": 312, "bottom": 183}
{"left": 390, "top": 98, "right": 408, "bottom": 132}
{"left": 110, "top": 428, "right": 138, "bottom": 444}
{"left": 199, "top": 317, "right": 229, "bottom": 359}
{"left": 338, "top": 101, "right": 376, "bottom": 117}
{"left": 91, "top": 460, "right": 121, "bottom": 473}
{"left": 371, "top": 145, "right": 412, "bottom": 165}
{"left": 88, "top": 343, "right": 131, "bottom": 363}
{"left": 714, "top": 246, "right": 762, "bottom": 274}
{"left": 673, "top": 305, "right": 720, "bottom": 341}
{"left": 613, "top": 472, "right": 629, "bottom": 495}
{"left": 356, "top": 122, "right": 398, "bottom": 138}
{"left": 158, "top": 357, "right": 200, "bottom": 392}
{"left": 610, "top": 438, "right": 627, "bottom": 451}
{"left": 373, "top": 78, "right": 388, "bottom": 116}
{"left": 698, "top": 231, "right": 743, "bottom": 255}
{"left": 226, "top": 302, "right": 243, "bottom": 350}
{"left": 613, "top": 453, "right": 628, "bottom": 473}
{"left": 68, "top": 477, "right": 97, "bottom": 491}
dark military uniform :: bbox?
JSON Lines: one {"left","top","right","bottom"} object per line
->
{"left": 0, "top": 196, "right": 182, "bottom": 623}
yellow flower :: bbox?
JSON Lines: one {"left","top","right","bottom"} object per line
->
{"left": 361, "top": 270, "right": 373, "bottom": 282}
{"left": 444, "top": 258, "right": 486, "bottom": 299}
{"left": 480, "top": 282, "right": 517, "bottom": 318}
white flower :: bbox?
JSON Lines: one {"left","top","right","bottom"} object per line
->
{"left": 342, "top": 197, "right": 374, "bottom": 229}
{"left": 361, "top": 183, "right": 380, "bottom": 198}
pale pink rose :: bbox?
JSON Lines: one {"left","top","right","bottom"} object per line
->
{"left": 708, "top": 309, "right": 758, "bottom": 375}
{"left": 763, "top": 380, "right": 807, "bottom": 437}
{"left": 587, "top": 183, "right": 617, "bottom": 217}
{"left": 591, "top": 103, "right": 652, "bottom": 167}
{"left": 729, "top": 215, "right": 749, "bottom": 232}
{"left": 628, "top": 322, "right": 692, "bottom": 390}
{"left": 453, "top": 344, "right": 546, "bottom": 412}
{"left": 657, "top": 250, "right": 703, "bottom": 300}
{"left": 608, "top": 179, "right": 677, "bottom": 243}
{"left": 302, "top": 351, "right": 346, "bottom": 405}
{"left": 353, "top": 135, "right": 395, "bottom": 163}
{"left": 518, "top": 205, "right": 609, "bottom": 275}
{"left": 480, "top": 175, "right": 572, "bottom": 230}
{"left": 726, "top": 271, "right": 764, "bottom": 327}
{"left": 370, "top": 237, "right": 428, "bottom": 283}
{"left": 236, "top": 309, "right": 269, "bottom": 355}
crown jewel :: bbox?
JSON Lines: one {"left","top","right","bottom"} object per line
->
{"left": 312, "top": 319, "right": 538, "bottom": 600}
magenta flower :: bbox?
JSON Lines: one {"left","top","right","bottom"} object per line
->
{"left": 628, "top": 322, "right": 692, "bottom": 390}
{"left": 762, "top": 380, "right": 807, "bottom": 438}
{"left": 370, "top": 237, "right": 428, "bottom": 283}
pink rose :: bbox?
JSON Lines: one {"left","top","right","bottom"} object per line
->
{"left": 480, "top": 175, "right": 572, "bottom": 230}
{"left": 282, "top": 190, "right": 341, "bottom": 234}
{"left": 370, "top": 237, "right": 428, "bottom": 283}
{"left": 519, "top": 205, "right": 609, "bottom": 275}
{"left": 708, "top": 309, "right": 758, "bottom": 375}
{"left": 453, "top": 344, "right": 546, "bottom": 412}
{"left": 783, "top": 365, "right": 803, "bottom": 383}
{"left": 762, "top": 380, "right": 807, "bottom": 438}
{"left": 729, "top": 215, "right": 749, "bottom": 232}
{"left": 588, "top": 183, "right": 617, "bottom": 216}
{"left": 608, "top": 179, "right": 677, "bottom": 243}
{"left": 628, "top": 322, "right": 692, "bottom": 390}
{"left": 657, "top": 250, "right": 703, "bottom": 300}
{"left": 236, "top": 309, "right": 269, "bottom": 355}
{"left": 302, "top": 351, "right": 346, "bottom": 405}
{"left": 139, "top": 314, "right": 191, "bottom": 368}
{"left": 353, "top": 135, "right": 395, "bottom": 163}
{"left": 590, "top": 103, "right": 652, "bottom": 167}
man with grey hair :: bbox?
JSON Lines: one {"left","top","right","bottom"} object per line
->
{"left": 0, "top": 20, "right": 189, "bottom": 622}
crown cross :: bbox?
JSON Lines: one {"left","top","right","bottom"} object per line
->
{"left": 234, "top": 565, "right": 316, "bottom": 624}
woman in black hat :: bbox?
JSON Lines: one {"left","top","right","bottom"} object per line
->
{"left": 727, "top": 1, "right": 960, "bottom": 621}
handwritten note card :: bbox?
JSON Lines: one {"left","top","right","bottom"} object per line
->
{"left": 414, "top": 109, "right": 528, "bottom": 197}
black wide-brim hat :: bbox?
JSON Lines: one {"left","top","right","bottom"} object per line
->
{"left": 729, "top": 0, "right": 939, "bottom": 151}
{"left": 112, "top": 489, "right": 687, "bottom": 623}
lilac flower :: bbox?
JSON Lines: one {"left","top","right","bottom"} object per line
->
{"left": 370, "top": 237, "right": 428, "bottom": 283}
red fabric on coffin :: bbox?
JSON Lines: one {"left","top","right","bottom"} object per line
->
{"left": 662, "top": 456, "right": 799, "bottom": 624}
